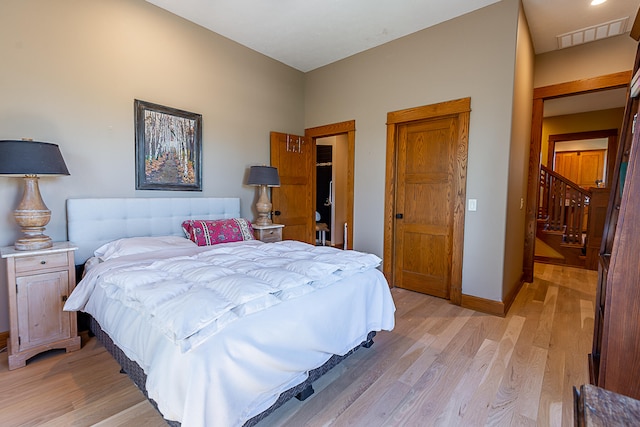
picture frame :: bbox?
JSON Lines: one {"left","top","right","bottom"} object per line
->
{"left": 135, "top": 99, "right": 202, "bottom": 191}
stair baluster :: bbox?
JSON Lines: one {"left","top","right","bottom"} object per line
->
{"left": 538, "top": 165, "right": 592, "bottom": 249}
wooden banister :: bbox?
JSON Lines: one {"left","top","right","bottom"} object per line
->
{"left": 539, "top": 165, "right": 592, "bottom": 245}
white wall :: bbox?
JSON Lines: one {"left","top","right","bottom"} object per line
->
{"left": 304, "top": 0, "right": 522, "bottom": 301}
{"left": 555, "top": 139, "right": 608, "bottom": 152}
{"left": 502, "top": 4, "right": 535, "bottom": 299}
{"left": 0, "top": 0, "right": 305, "bottom": 333}
{"left": 535, "top": 34, "right": 637, "bottom": 87}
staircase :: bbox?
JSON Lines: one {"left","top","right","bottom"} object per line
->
{"left": 536, "top": 165, "right": 592, "bottom": 268}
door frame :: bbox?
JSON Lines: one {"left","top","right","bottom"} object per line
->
{"left": 305, "top": 120, "right": 356, "bottom": 249}
{"left": 522, "top": 71, "right": 631, "bottom": 283}
{"left": 383, "top": 98, "right": 470, "bottom": 304}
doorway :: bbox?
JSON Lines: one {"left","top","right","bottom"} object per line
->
{"left": 315, "top": 136, "right": 349, "bottom": 247}
{"left": 305, "top": 120, "right": 356, "bottom": 249}
{"left": 523, "top": 71, "right": 631, "bottom": 282}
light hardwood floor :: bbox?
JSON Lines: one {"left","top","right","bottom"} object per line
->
{"left": 0, "top": 263, "right": 596, "bottom": 426}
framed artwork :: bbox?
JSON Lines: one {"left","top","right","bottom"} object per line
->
{"left": 135, "top": 99, "right": 202, "bottom": 191}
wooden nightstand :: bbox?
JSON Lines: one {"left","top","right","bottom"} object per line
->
{"left": 253, "top": 224, "right": 284, "bottom": 243}
{"left": 1, "top": 242, "right": 81, "bottom": 370}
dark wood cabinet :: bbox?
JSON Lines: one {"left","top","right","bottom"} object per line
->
{"left": 584, "top": 188, "right": 610, "bottom": 270}
{"left": 589, "top": 13, "right": 640, "bottom": 398}
{"left": 574, "top": 384, "right": 640, "bottom": 426}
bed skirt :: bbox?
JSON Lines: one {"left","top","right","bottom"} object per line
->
{"left": 89, "top": 316, "right": 375, "bottom": 426}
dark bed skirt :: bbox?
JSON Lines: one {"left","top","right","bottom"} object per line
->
{"left": 89, "top": 316, "right": 375, "bottom": 426}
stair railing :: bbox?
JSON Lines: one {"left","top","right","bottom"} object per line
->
{"left": 539, "top": 165, "right": 592, "bottom": 245}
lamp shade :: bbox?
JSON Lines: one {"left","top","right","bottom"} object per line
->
{"left": 0, "top": 140, "right": 70, "bottom": 176}
{"left": 247, "top": 165, "right": 280, "bottom": 187}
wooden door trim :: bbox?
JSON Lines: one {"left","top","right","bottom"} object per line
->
{"left": 523, "top": 71, "right": 631, "bottom": 283}
{"left": 305, "top": 120, "right": 355, "bottom": 249}
{"left": 387, "top": 98, "right": 472, "bottom": 124}
{"left": 383, "top": 98, "right": 470, "bottom": 305}
{"left": 533, "top": 71, "right": 631, "bottom": 100}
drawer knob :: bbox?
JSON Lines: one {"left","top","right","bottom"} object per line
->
{"left": 40, "top": 260, "right": 46, "bottom": 265}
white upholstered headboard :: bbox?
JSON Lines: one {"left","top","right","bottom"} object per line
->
{"left": 67, "top": 197, "right": 241, "bottom": 264}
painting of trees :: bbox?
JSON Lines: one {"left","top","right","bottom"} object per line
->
{"left": 135, "top": 100, "right": 202, "bottom": 191}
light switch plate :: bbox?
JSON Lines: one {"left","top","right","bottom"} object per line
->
{"left": 468, "top": 199, "right": 477, "bottom": 211}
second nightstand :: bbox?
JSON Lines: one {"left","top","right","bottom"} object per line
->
{"left": 253, "top": 224, "right": 284, "bottom": 243}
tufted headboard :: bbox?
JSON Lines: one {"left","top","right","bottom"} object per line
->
{"left": 66, "top": 197, "right": 241, "bottom": 264}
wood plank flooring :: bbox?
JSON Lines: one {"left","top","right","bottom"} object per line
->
{"left": 0, "top": 263, "right": 596, "bottom": 426}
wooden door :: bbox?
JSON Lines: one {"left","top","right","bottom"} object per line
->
{"left": 554, "top": 152, "right": 580, "bottom": 182}
{"left": 394, "top": 117, "right": 458, "bottom": 298}
{"left": 270, "top": 131, "right": 315, "bottom": 243}
{"left": 384, "top": 98, "right": 469, "bottom": 304}
{"left": 554, "top": 149, "right": 605, "bottom": 188}
{"left": 578, "top": 150, "right": 605, "bottom": 188}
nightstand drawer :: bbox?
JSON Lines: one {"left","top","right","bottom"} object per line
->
{"left": 258, "top": 227, "right": 282, "bottom": 243}
{"left": 253, "top": 225, "right": 284, "bottom": 243}
{"left": 15, "top": 252, "right": 69, "bottom": 274}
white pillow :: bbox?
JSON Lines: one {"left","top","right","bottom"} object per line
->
{"left": 94, "top": 236, "right": 196, "bottom": 261}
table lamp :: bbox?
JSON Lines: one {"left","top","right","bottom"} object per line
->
{"left": 247, "top": 165, "right": 280, "bottom": 226}
{"left": 0, "top": 140, "right": 70, "bottom": 250}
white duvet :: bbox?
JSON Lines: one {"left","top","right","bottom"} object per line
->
{"left": 65, "top": 240, "right": 396, "bottom": 427}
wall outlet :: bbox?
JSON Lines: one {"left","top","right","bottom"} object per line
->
{"left": 468, "top": 199, "right": 477, "bottom": 211}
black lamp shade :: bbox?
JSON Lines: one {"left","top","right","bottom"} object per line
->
{"left": 247, "top": 165, "right": 280, "bottom": 187}
{"left": 0, "top": 140, "right": 70, "bottom": 176}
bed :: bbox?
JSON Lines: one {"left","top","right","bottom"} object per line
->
{"left": 63, "top": 197, "right": 395, "bottom": 427}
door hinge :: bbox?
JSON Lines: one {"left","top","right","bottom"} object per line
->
{"left": 16, "top": 284, "right": 18, "bottom": 294}
{"left": 18, "top": 336, "right": 21, "bottom": 345}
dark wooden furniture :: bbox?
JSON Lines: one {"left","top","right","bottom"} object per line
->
{"left": 584, "top": 187, "right": 610, "bottom": 270}
{"left": 574, "top": 384, "right": 640, "bottom": 426}
{"left": 589, "top": 12, "right": 640, "bottom": 399}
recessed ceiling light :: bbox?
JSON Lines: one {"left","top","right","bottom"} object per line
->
{"left": 591, "top": 0, "right": 607, "bottom": 5}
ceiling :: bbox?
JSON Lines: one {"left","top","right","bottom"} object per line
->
{"left": 145, "top": 0, "right": 639, "bottom": 115}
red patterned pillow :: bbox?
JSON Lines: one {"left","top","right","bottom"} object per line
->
{"left": 182, "top": 218, "right": 255, "bottom": 246}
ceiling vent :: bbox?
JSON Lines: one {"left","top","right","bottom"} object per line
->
{"left": 556, "top": 17, "right": 629, "bottom": 49}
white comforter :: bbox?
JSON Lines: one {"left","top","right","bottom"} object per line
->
{"left": 65, "top": 240, "right": 396, "bottom": 427}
